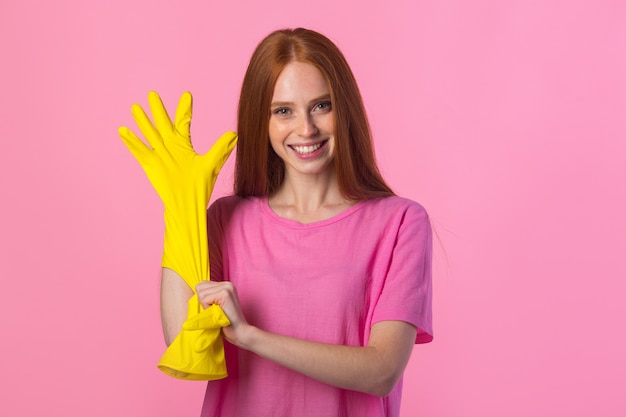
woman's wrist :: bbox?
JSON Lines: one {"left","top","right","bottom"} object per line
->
{"left": 228, "top": 323, "right": 261, "bottom": 351}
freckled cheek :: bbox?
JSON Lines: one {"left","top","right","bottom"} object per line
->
{"left": 268, "top": 125, "right": 289, "bottom": 153}
{"left": 268, "top": 121, "right": 291, "bottom": 143}
{"left": 316, "top": 114, "right": 335, "bottom": 134}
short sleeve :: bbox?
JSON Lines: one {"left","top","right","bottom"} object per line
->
{"left": 371, "top": 202, "right": 433, "bottom": 344}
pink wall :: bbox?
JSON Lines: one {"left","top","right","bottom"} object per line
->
{"left": 1, "top": 1, "right": 625, "bottom": 416}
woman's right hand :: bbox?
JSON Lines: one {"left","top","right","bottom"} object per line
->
{"left": 119, "top": 91, "right": 237, "bottom": 208}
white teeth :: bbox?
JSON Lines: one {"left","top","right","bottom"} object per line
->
{"left": 292, "top": 143, "right": 322, "bottom": 154}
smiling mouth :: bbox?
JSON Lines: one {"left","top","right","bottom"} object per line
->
{"left": 290, "top": 140, "right": 327, "bottom": 155}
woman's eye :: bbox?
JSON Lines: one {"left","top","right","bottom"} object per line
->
{"left": 315, "top": 101, "right": 332, "bottom": 112}
{"left": 273, "top": 107, "right": 291, "bottom": 116}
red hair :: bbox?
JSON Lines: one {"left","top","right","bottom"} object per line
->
{"left": 235, "top": 28, "right": 394, "bottom": 200}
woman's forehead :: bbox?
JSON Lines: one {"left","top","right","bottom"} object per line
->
{"left": 272, "top": 62, "right": 330, "bottom": 103}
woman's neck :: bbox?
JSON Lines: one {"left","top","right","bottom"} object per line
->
{"left": 268, "top": 170, "right": 355, "bottom": 223}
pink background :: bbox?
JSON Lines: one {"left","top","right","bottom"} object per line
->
{"left": 1, "top": 1, "right": 625, "bottom": 416}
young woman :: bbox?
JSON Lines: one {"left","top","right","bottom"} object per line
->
{"left": 162, "top": 28, "right": 433, "bottom": 416}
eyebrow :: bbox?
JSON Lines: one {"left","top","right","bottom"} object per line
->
{"left": 270, "top": 94, "right": 331, "bottom": 108}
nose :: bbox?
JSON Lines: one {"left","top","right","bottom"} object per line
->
{"left": 297, "top": 114, "right": 319, "bottom": 138}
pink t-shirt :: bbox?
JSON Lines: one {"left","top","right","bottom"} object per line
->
{"left": 201, "top": 195, "right": 433, "bottom": 417}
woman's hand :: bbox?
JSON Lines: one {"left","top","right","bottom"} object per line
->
{"left": 195, "top": 281, "right": 253, "bottom": 348}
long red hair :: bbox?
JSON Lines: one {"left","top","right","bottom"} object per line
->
{"left": 235, "top": 28, "right": 394, "bottom": 200}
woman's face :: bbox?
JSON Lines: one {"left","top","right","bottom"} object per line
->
{"left": 268, "top": 61, "right": 335, "bottom": 179}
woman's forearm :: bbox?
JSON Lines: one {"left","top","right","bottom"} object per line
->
{"left": 237, "top": 320, "right": 416, "bottom": 397}
{"left": 160, "top": 267, "right": 193, "bottom": 346}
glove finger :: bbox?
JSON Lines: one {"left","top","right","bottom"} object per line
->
{"left": 203, "top": 131, "right": 238, "bottom": 176}
{"left": 118, "top": 126, "right": 150, "bottom": 162}
{"left": 174, "top": 91, "right": 193, "bottom": 142}
{"left": 148, "top": 91, "right": 175, "bottom": 140}
{"left": 182, "top": 313, "right": 222, "bottom": 331}
{"left": 183, "top": 315, "right": 221, "bottom": 331}
{"left": 131, "top": 103, "right": 164, "bottom": 150}
{"left": 182, "top": 305, "right": 231, "bottom": 331}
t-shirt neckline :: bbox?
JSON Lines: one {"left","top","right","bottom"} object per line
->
{"left": 258, "top": 197, "right": 369, "bottom": 229}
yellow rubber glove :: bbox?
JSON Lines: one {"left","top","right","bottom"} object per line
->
{"left": 118, "top": 91, "right": 237, "bottom": 380}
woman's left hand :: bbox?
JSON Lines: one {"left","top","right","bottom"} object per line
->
{"left": 195, "top": 281, "right": 252, "bottom": 348}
